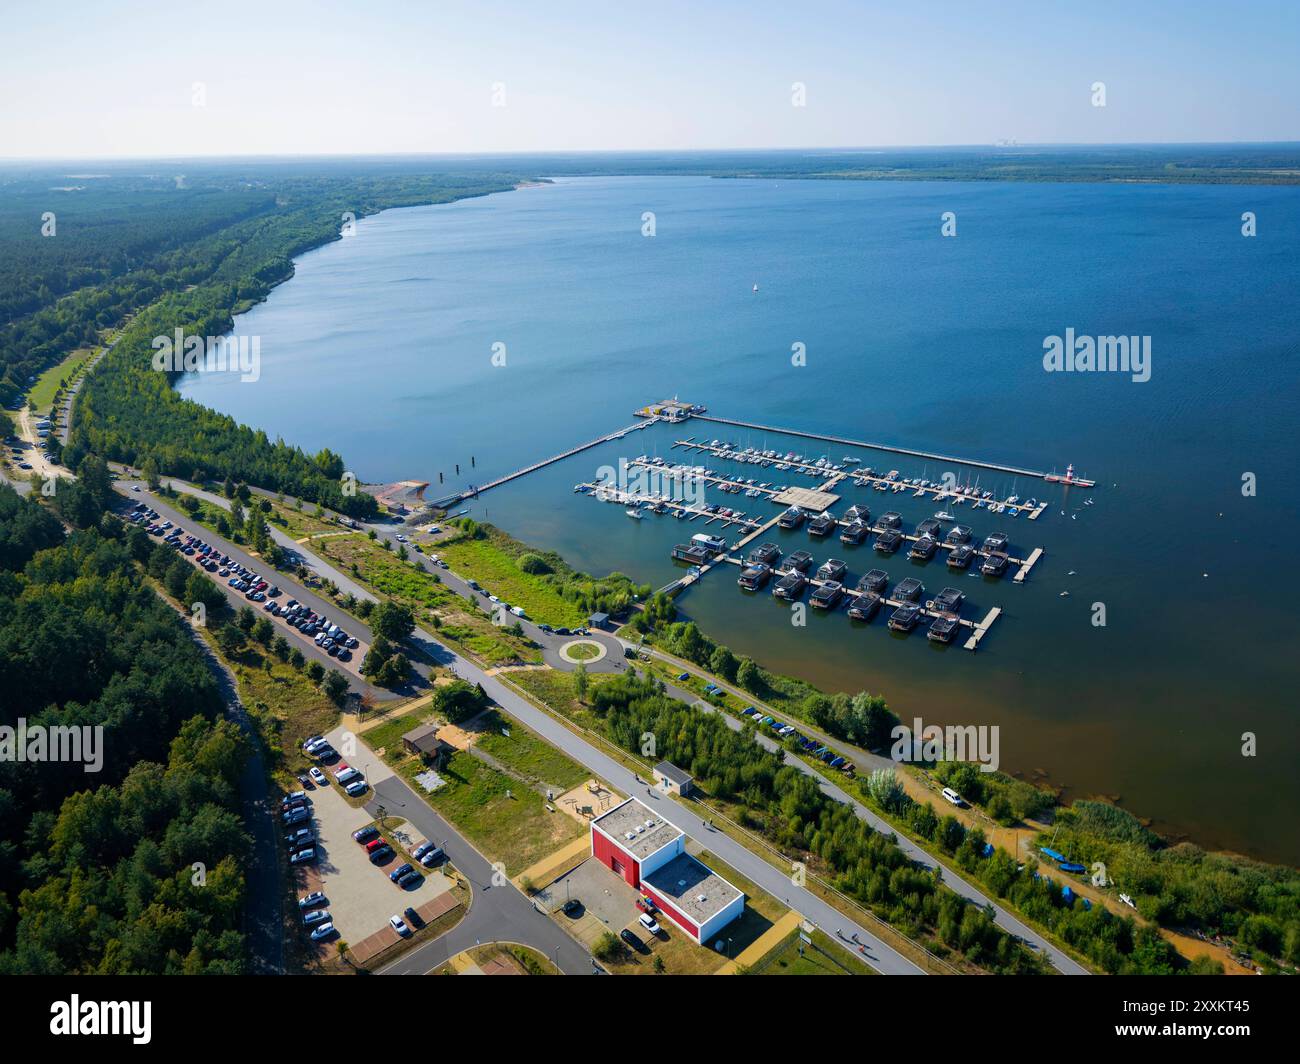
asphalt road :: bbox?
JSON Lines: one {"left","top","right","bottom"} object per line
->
{"left": 148, "top": 483, "right": 1081, "bottom": 974}
{"left": 114, "top": 482, "right": 401, "bottom": 701}
{"left": 646, "top": 657, "right": 1089, "bottom": 975}
{"left": 368, "top": 774, "right": 595, "bottom": 975}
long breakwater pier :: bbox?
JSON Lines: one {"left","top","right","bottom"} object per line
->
{"left": 672, "top": 439, "right": 1050, "bottom": 519}
{"left": 690, "top": 413, "right": 1096, "bottom": 486}
{"left": 428, "top": 417, "right": 658, "bottom": 508}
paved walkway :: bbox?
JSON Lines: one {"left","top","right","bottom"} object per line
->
{"left": 716, "top": 910, "right": 803, "bottom": 974}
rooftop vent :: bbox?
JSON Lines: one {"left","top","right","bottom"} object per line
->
{"left": 696, "top": 894, "right": 708, "bottom": 903}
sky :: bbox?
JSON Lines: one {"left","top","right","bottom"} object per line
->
{"left": 2, "top": 0, "right": 1298, "bottom": 158}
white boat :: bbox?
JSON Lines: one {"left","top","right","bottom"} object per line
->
{"left": 752, "top": 283, "right": 759, "bottom": 292}
{"left": 934, "top": 511, "right": 955, "bottom": 521}
{"left": 626, "top": 508, "right": 644, "bottom": 520}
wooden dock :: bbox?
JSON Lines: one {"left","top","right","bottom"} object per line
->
{"left": 963, "top": 607, "right": 1002, "bottom": 651}
{"left": 431, "top": 417, "right": 658, "bottom": 507}
{"left": 1013, "top": 547, "right": 1044, "bottom": 583}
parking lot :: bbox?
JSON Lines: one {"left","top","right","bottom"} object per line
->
{"left": 537, "top": 857, "right": 641, "bottom": 938}
{"left": 292, "top": 723, "right": 454, "bottom": 946}
{"left": 119, "top": 492, "right": 381, "bottom": 691}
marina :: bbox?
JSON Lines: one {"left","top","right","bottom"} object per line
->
{"left": 550, "top": 402, "right": 1064, "bottom": 652}
{"left": 670, "top": 437, "right": 1053, "bottom": 518}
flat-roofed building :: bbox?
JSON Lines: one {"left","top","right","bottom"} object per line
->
{"left": 652, "top": 761, "right": 694, "bottom": 797}
{"left": 589, "top": 798, "right": 745, "bottom": 944}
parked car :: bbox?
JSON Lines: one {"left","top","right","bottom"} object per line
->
{"left": 366, "top": 837, "right": 387, "bottom": 853}
{"left": 289, "top": 848, "right": 317, "bottom": 865}
{"left": 620, "top": 928, "right": 648, "bottom": 954}
{"left": 298, "top": 892, "right": 327, "bottom": 910}
{"left": 397, "top": 870, "right": 422, "bottom": 888}
{"left": 418, "top": 847, "right": 444, "bottom": 867}
{"left": 412, "top": 842, "right": 435, "bottom": 861}
{"left": 309, "top": 922, "right": 336, "bottom": 941}
{"left": 344, "top": 778, "right": 368, "bottom": 797}
{"left": 302, "top": 908, "right": 330, "bottom": 926}
{"left": 403, "top": 906, "right": 424, "bottom": 929}
{"left": 309, "top": 767, "right": 327, "bottom": 786}
{"left": 389, "top": 863, "right": 414, "bottom": 883}
{"left": 638, "top": 912, "right": 662, "bottom": 935}
{"left": 389, "top": 915, "right": 411, "bottom": 937}
{"left": 369, "top": 845, "right": 395, "bottom": 864}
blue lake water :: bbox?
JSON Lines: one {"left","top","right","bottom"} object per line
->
{"left": 180, "top": 175, "right": 1300, "bottom": 864}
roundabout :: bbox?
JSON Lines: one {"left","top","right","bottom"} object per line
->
{"left": 558, "top": 639, "right": 607, "bottom": 665}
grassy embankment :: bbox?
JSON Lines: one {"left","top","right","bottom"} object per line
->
{"left": 362, "top": 708, "right": 588, "bottom": 877}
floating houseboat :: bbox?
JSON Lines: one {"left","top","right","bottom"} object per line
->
{"left": 888, "top": 604, "right": 922, "bottom": 632}
{"left": 810, "top": 581, "right": 844, "bottom": 609}
{"left": 816, "top": 558, "right": 847, "bottom": 582}
{"left": 947, "top": 544, "right": 975, "bottom": 570}
{"left": 982, "top": 531, "right": 1009, "bottom": 553}
{"left": 808, "top": 512, "right": 838, "bottom": 537}
{"left": 748, "top": 542, "right": 781, "bottom": 566}
{"left": 857, "top": 569, "right": 889, "bottom": 595}
{"left": 873, "top": 530, "right": 903, "bottom": 554}
{"left": 839, "top": 520, "right": 868, "bottom": 546}
{"left": 930, "top": 587, "right": 965, "bottom": 614}
{"left": 778, "top": 507, "right": 807, "bottom": 529}
{"left": 737, "top": 564, "right": 771, "bottom": 590}
{"left": 927, "top": 615, "right": 959, "bottom": 643}
{"left": 981, "top": 552, "right": 1009, "bottom": 577}
{"left": 773, "top": 571, "right": 808, "bottom": 600}
{"left": 878, "top": 511, "right": 903, "bottom": 530}
{"left": 691, "top": 532, "right": 727, "bottom": 553}
{"left": 894, "top": 577, "right": 924, "bottom": 602}
{"left": 847, "top": 593, "right": 882, "bottom": 621}
{"left": 843, "top": 504, "right": 870, "bottom": 523}
{"left": 909, "top": 535, "right": 938, "bottom": 561}
{"left": 670, "top": 543, "right": 712, "bottom": 565}
{"left": 915, "top": 518, "right": 943, "bottom": 539}
{"left": 944, "top": 524, "right": 972, "bottom": 545}
{"left": 785, "top": 550, "right": 814, "bottom": 573}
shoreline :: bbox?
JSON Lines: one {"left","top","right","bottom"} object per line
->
{"left": 168, "top": 182, "right": 1292, "bottom": 872}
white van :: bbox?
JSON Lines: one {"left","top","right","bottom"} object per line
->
{"left": 941, "top": 787, "right": 964, "bottom": 807}
{"left": 335, "top": 767, "right": 360, "bottom": 785}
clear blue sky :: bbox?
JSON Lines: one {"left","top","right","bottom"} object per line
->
{"left": 2, "top": 0, "right": 1297, "bottom": 157}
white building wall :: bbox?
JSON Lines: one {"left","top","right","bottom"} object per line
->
{"left": 638, "top": 835, "right": 684, "bottom": 879}
{"left": 696, "top": 893, "right": 746, "bottom": 945}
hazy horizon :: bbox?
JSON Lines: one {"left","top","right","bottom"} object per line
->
{"left": 4, "top": 0, "right": 1297, "bottom": 159}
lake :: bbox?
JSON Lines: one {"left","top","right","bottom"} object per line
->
{"left": 179, "top": 174, "right": 1300, "bottom": 864}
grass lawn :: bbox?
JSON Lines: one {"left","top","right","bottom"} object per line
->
{"left": 475, "top": 711, "right": 590, "bottom": 791}
{"left": 28, "top": 347, "right": 96, "bottom": 413}
{"left": 436, "top": 943, "right": 557, "bottom": 975}
{"left": 436, "top": 536, "right": 588, "bottom": 628}
{"left": 749, "top": 927, "right": 877, "bottom": 975}
{"left": 322, "top": 533, "right": 542, "bottom": 666}
{"left": 405, "top": 748, "right": 584, "bottom": 875}
{"left": 198, "top": 621, "right": 340, "bottom": 783}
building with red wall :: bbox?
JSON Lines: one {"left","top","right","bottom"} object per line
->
{"left": 590, "top": 798, "right": 744, "bottom": 945}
